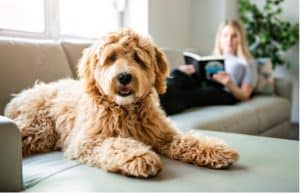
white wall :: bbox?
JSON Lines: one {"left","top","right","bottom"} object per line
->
{"left": 148, "top": 0, "right": 192, "bottom": 49}
{"left": 146, "top": 0, "right": 238, "bottom": 53}
{"left": 190, "top": 0, "right": 226, "bottom": 55}
{"left": 190, "top": 0, "right": 238, "bottom": 54}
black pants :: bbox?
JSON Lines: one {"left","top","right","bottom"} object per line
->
{"left": 159, "top": 69, "right": 239, "bottom": 115}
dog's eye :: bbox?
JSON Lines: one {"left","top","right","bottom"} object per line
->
{"left": 134, "top": 53, "right": 145, "bottom": 68}
{"left": 109, "top": 53, "right": 117, "bottom": 63}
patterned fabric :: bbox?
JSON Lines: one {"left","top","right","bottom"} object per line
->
{"left": 254, "top": 58, "right": 274, "bottom": 95}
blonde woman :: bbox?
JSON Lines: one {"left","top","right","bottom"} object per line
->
{"left": 160, "top": 20, "right": 258, "bottom": 115}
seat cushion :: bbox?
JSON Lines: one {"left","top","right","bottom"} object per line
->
{"left": 0, "top": 37, "right": 73, "bottom": 114}
{"left": 23, "top": 130, "right": 299, "bottom": 192}
{"left": 169, "top": 96, "right": 290, "bottom": 136}
{"left": 23, "top": 152, "right": 80, "bottom": 189}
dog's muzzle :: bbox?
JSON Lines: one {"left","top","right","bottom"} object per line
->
{"left": 117, "top": 72, "right": 133, "bottom": 97}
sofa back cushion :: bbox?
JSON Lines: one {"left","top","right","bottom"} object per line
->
{"left": 61, "top": 40, "right": 93, "bottom": 79}
{"left": 0, "top": 37, "right": 73, "bottom": 114}
{"left": 162, "top": 49, "right": 186, "bottom": 70}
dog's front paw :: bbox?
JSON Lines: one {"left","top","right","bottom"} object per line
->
{"left": 119, "top": 151, "right": 162, "bottom": 178}
{"left": 165, "top": 133, "right": 239, "bottom": 169}
{"left": 198, "top": 145, "right": 239, "bottom": 169}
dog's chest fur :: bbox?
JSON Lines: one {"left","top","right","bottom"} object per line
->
{"left": 68, "top": 94, "right": 155, "bottom": 143}
{"left": 97, "top": 105, "right": 142, "bottom": 138}
{"left": 50, "top": 82, "right": 161, "bottom": 149}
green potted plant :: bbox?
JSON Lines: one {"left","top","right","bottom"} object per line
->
{"left": 239, "top": 0, "right": 299, "bottom": 69}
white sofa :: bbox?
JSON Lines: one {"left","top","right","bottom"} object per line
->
{"left": 0, "top": 37, "right": 292, "bottom": 138}
{"left": 0, "top": 37, "right": 298, "bottom": 192}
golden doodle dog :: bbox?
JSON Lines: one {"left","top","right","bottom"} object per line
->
{"left": 5, "top": 29, "right": 239, "bottom": 178}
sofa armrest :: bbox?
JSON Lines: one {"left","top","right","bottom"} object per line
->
{"left": 0, "top": 116, "right": 23, "bottom": 191}
{"left": 274, "top": 77, "right": 293, "bottom": 102}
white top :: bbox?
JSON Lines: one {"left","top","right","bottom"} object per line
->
{"left": 225, "top": 55, "right": 258, "bottom": 87}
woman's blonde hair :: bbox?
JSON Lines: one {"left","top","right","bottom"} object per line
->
{"left": 213, "top": 20, "right": 253, "bottom": 62}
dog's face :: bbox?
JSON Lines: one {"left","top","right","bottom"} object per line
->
{"left": 78, "top": 29, "right": 169, "bottom": 105}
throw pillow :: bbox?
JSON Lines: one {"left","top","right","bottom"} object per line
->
{"left": 254, "top": 58, "right": 275, "bottom": 95}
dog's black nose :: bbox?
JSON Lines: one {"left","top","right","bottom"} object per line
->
{"left": 117, "top": 73, "right": 132, "bottom": 85}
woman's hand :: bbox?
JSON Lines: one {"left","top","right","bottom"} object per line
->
{"left": 213, "top": 71, "right": 254, "bottom": 101}
{"left": 212, "top": 71, "right": 233, "bottom": 87}
{"left": 178, "top": 64, "right": 196, "bottom": 75}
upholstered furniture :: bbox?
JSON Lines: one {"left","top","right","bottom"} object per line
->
{"left": 0, "top": 37, "right": 297, "bottom": 192}
{"left": 24, "top": 131, "right": 299, "bottom": 192}
{"left": 0, "top": 116, "right": 298, "bottom": 192}
{"left": 0, "top": 38, "right": 292, "bottom": 138}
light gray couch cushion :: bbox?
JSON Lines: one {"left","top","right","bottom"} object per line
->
{"left": 23, "top": 152, "right": 80, "bottom": 189}
{"left": 23, "top": 131, "right": 299, "bottom": 192}
{"left": 169, "top": 96, "right": 290, "bottom": 135}
{"left": 0, "top": 37, "right": 73, "bottom": 114}
{"left": 261, "top": 121, "right": 291, "bottom": 137}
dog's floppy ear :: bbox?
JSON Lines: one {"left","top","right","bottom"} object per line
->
{"left": 78, "top": 45, "right": 102, "bottom": 99}
{"left": 78, "top": 46, "right": 98, "bottom": 82}
{"left": 154, "top": 46, "right": 169, "bottom": 94}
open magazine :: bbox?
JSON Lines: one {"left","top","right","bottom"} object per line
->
{"left": 183, "top": 52, "right": 225, "bottom": 82}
